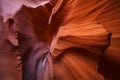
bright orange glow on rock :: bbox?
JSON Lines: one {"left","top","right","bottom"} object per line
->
{"left": 0, "top": 0, "right": 120, "bottom": 80}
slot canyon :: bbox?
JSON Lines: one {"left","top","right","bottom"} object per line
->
{"left": 0, "top": 0, "right": 120, "bottom": 80}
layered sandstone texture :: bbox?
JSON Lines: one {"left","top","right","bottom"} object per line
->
{"left": 0, "top": 0, "right": 120, "bottom": 80}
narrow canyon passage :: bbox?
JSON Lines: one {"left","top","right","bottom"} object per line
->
{"left": 0, "top": 0, "right": 120, "bottom": 80}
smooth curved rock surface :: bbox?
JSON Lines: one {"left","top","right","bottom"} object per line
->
{"left": 0, "top": 0, "right": 120, "bottom": 80}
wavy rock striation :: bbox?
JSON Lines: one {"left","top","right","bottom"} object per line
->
{"left": 0, "top": 0, "right": 120, "bottom": 80}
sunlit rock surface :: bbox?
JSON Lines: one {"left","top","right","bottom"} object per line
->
{"left": 0, "top": 0, "right": 120, "bottom": 80}
{"left": 0, "top": 0, "right": 49, "bottom": 22}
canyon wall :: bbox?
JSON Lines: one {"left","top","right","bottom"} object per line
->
{"left": 0, "top": 0, "right": 120, "bottom": 80}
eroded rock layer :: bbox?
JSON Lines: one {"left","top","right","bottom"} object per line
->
{"left": 0, "top": 0, "right": 120, "bottom": 80}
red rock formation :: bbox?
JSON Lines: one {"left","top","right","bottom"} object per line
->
{"left": 0, "top": 0, "right": 120, "bottom": 80}
{"left": 0, "top": 17, "right": 22, "bottom": 80}
{"left": 14, "top": 4, "right": 53, "bottom": 80}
